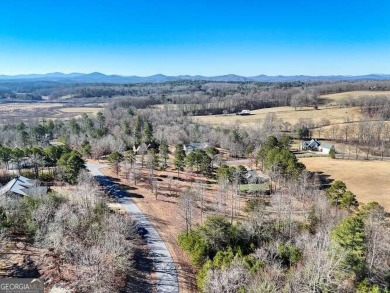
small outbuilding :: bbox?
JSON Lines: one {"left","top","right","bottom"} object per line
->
{"left": 236, "top": 110, "right": 251, "bottom": 116}
{"left": 319, "top": 143, "right": 335, "bottom": 155}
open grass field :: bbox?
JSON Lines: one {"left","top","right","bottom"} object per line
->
{"left": 195, "top": 90, "right": 390, "bottom": 129}
{"left": 0, "top": 102, "right": 63, "bottom": 112}
{"left": 58, "top": 107, "right": 102, "bottom": 114}
{"left": 299, "top": 157, "right": 390, "bottom": 211}
{"left": 320, "top": 90, "right": 390, "bottom": 104}
{"left": 0, "top": 102, "right": 103, "bottom": 123}
{"left": 195, "top": 106, "right": 362, "bottom": 127}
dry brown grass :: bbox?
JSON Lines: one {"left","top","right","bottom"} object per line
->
{"left": 312, "top": 121, "right": 390, "bottom": 141}
{"left": 0, "top": 102, "right": 103, "bottom": 122}
{"left": 58, "top": 107, "right": 102, "bottom": 114}
{"left": 195, "top": 90, "right": 390, "bottom": 128}
{"left": 195, "top": 106, "right": 362, "bottom": 127}
{"left": 0, "top": 102, "right": 63, "bottom": 112}
{"left": 299, "top": 157, "right": 390, "bottom": 211}
{"left": 321, "top": 90, "right": 390, "bottom": 104}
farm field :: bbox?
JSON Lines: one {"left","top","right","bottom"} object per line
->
{"left": 0, "top": 102, "right": 63, "bottom": 112}
{"left": 195, "top": 106, "right": 362, "bottom": 127}
{"left": 299, "top": 157, "right": 390, "bottom": 211}
{"left": 0, "top": 102, "right": 103, "bottom": 123}
{"left": 320, "top": 90, "right": 390, "bottom": 104}
{"left": 58, "top": 107, "right": 102, "bottom": 114}
{"left": 196, "top": 90, "right": 390, "bottom": 129}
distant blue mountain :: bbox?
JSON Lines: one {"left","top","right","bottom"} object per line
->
{"left": 1, "top": 72, "right": 390, "bottom": 83}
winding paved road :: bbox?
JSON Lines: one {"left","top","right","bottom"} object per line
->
{"left": 87, "top": 162, "right": 179, "bottom": 293}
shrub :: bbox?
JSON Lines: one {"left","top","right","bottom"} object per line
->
{"left": 0, "top": 206, "right": 9, "bottom": 229}
{"left": 38, "top": 173, "right": 54, "bottom": 182}
{"left": 277, "top": 243, "right": 302, "bottom": 267}
{"left": 20, "top": 170, "right": 36, "bottom": 179}
{"left": 178, "top": 215, "right": 252, "bottom": 267}
{"left": 178, "top": 230, "right": 209, "bottom": 267}
{"left": 197, "top": 247, "right": 262, "bottom": 292}
{"left": 357, "top": 279, "right": 382, "bottom": 293}
{"left": 329, "top": 148, "right": 336, "bottom": 159}
{"left": 244, "top": 198, "right": 262, "bottom": 213}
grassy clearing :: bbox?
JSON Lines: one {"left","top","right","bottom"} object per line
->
{"left": 0, "top": 103, "right": 63, "bottom": 112}
{"left": 58, "top": 107, "right": 102, "bottom": 113}
{"left": 195, "top": 106, "right": 362, "bottom": 127}
{"left": 0, "top": 102, "right": 104, "bottom": 123}
{"left": 320, "top": 90, "right": 390, "bottom": 104}
{"left": 299, "top": 157, "right": 390, "bottom": 211}
{"left": 239, "top": 183, "right": 268, "bottom": 193}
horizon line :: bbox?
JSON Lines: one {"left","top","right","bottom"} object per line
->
{"left": 0, "top": 72, "right": 389, "bottom": 77}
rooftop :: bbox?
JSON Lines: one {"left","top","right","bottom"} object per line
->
{"left": 0, "top": 176, "right": 47, "bottom": 197}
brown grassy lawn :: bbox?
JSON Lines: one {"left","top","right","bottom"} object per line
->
{"left": 58, "top": 107, "right": 102, "bottom": 114}
{"left": 195, "top": 106, "right": 362, "bottom": 127}
{"left": 321, "top": 90, "right": 390, "bottom": 104}
{"left": 299, "top": 157, "right": 390, "bottom": 211}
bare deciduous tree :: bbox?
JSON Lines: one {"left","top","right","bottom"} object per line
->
{"left": 179, "top": 188, "right": 197, "bottom": 233}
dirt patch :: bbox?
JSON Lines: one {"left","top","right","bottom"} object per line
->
{"left": 0, "top": 239, "right": 43, "bottom": 278}
{"left": 299, "top": 157, "right": 390, "bottom": 211}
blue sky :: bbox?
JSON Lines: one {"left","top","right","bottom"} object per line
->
{"left": 1, "top": 0, "right": 390, "bottom": 76}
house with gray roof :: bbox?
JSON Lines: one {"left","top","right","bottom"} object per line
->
{"left": 183, "top": 143, "right": 210, "bottom": 154}
{"left": 242, "top": 167, "right": 268, "bottom": 184}
{"left": 0, "top": 176, "right": 47, "bottom": 197}
{"left": 300, "top": 139, "right": 335, "bottom": 154}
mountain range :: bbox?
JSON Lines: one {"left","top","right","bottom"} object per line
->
{"left": 1, "top": 72, "right": 390, "bottom": 83}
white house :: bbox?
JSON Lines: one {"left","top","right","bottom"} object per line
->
{"left": 319, "top": 143, "right": 335, "bottom": 155}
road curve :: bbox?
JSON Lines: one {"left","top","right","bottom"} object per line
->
{"left": 87, "top": 162, "right": 179, "bottom": 293}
